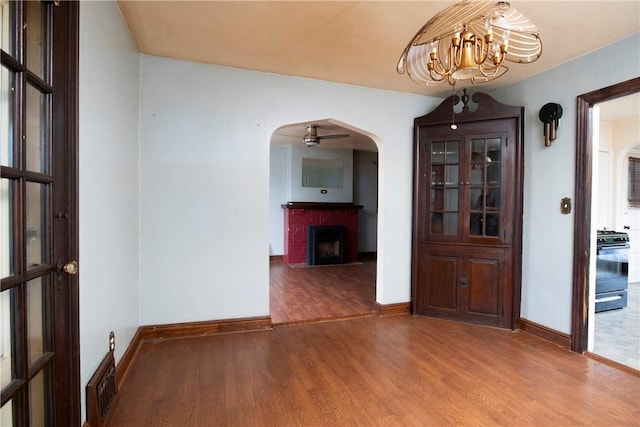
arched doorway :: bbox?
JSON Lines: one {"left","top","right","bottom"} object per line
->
{"left": 268, "top": 119, "right": 380, "bottom": 325}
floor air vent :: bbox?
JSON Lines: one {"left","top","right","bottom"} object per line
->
{"left": 86, "top": 351, "right": 118, "bottom": 427}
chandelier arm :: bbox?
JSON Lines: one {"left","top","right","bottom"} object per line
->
{"left": 476, "top": 63, "right": 501, "bottom": 78}
{"left": 428, "top": 67, "right": 448, "bottom": 83}
{"left": 475, "top": 38, "right": 489, "bottom": 66}
{"left": 429, "top": 47, "right": 452, "bottom": 77}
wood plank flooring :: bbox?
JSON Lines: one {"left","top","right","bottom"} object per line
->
{"left": 108, "top": 315, "right": 640, "bottom": 426}
{"left": 269, "top": 259, "right": 378, "bottom": 325}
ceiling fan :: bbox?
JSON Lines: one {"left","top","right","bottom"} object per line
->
{"left": 302, "top": 124, "right": 350, "bottom": 147}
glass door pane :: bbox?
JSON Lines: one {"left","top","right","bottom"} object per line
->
{"left": 469, "top": 137, "right": 502, "bottom": 237}
{"left": 1, "top": 0, "right": 14, "bottom": 55}
{"left": 1, "top": 66, "right": 15, "bottom": 167}
{"left": 430, "top": 139, "right": 460, "bottom": 236}
{"left": 1, "top": 288, "right": 15, "bottom": 390}
{"left": 26, "top": 84, "right": 48, "bottom": 173}
{"left": 25, "top": 1, "right": 46, "bottom": 81}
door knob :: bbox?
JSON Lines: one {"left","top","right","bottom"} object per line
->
{"left": 63, "top": 261, "right": 78, "bottom": 275}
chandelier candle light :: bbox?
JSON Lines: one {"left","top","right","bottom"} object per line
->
{"left": 397, "top": 0, "right": 542, "bottom": 86}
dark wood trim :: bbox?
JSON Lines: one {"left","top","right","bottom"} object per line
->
{"left": 269, "top": 255, "right": 284, "bottom": 261}
{"left": 51, "top": 2, "right": 81, "bottom": 424}
{"left": 415, "top": 91, "right": 524, "bottom": 126}
{"left": 376, "top": 302, "right": 410, "bottom": 317}
{"left": 138, "top": 316, "right": 273, "bottom": 341}
{"left": 519, "top": 318, "right": 571, "bottom": 349}
{"left": 274, "top": 313, "right": 377, "bottom": 328}
{"left": 571, "top": 77, "right": 640, "bottom": 353}
{"left": 115, "top": 328, "right": 145, "bottom": 385}
{"left": 585, "top": 352, "right": 640, "bottom": 377}
{"left": 281, "top": 202, "right": 363, "bottom": 210}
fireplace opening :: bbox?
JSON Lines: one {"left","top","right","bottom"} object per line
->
{"left": 307, "top": 225, "right": 345, "bottom": 265}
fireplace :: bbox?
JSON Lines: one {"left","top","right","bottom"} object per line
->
{"left": 307, "top": 225, "right": 345, "bottom": 265}
{"left": 281, "top": 202, "right": 362, "bottom": 265}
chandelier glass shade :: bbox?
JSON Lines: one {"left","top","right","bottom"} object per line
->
{"left": 397, "top": 0, "right": 542, "bottom": 86}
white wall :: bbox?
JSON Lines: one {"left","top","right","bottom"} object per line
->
{"left": 138, "top": 55, "right": 440, "bottom": 324}
{"left": 269, "top": 147, "right": 288, "bottom": 255}
{"left": 79, "top": 0, "right": 140, "bottom": 418}
{"left": 596, "top": 119, "right": 614, "bottom": 230}
{"left": 289, "top": 145, "right": 353, "bottom": 202}
{"left": 491, "top": 33, "right": 640, "bottom": 334}
{"left": 613, "top": 121, "right": 640, "bottom": 284}
{"left": 354, "top": 150, "right": 379, "bottom": 252}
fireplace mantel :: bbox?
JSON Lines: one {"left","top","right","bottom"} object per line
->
{"left": 281, "top": 202, "right": 362, "bottom": 265}
{"left": 281, "top": 202, "right": 363, "bottom": 210}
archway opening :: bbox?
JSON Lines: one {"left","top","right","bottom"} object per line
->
{"left": 268, "top": 118, "right": 381, "bottom": 325}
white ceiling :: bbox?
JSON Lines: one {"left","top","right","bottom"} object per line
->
{"left": 116, "top": 0, "right": 640, "bottom": 150}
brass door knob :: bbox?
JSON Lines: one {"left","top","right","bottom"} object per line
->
{"left": 63, "top": 261, "right": 78, "bottom": 275}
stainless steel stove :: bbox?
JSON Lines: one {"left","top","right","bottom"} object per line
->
{"left": 595, "top": 230, "right": 630, "bottom": 312}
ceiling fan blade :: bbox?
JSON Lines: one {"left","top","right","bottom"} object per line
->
{"left": 317, "top": 133, "right": 350, "bottom": 140}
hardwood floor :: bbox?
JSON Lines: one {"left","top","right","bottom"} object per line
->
{"left": 269, "top": 259, "right": 378, "bottom": 325}
{"left": 108, "top": 315, "right": 640, "bottom": 426}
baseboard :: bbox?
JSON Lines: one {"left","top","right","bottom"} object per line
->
{"left": 115, "top": 328, "right": 145, "bottom": 385}
{"left": 139, "top": 316, "right": 273, "bottom": 341}
{"left": 585, "top": 352, "right": 640, "bottom": 377}
{"left": 115, "top": 316, "right": 273, "bottom": 385}
{"left": 376, "top": 302, "right": 410, "bottom": 317}
{"left": 518, "top": 318, "right": 571, "bottom": 349}
{"left": 269, "top": 255, "right": 283, "bottom": 261}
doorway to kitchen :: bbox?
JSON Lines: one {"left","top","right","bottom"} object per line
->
{"left": 590, "top": 94, "right": 640, "bottom": 370}
{"left": 572, "top": 78, "right": 640, "bottom": 374}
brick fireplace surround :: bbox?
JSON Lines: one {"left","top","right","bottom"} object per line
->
{"left": 281, "top": 202, "right": 363, "bottom": 265}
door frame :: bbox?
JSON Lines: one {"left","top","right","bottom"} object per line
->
{"left": 52, "top": 1, "right": 80, "bottom": 423}
{"left": 571, "top": 77, "right": 640, "bottom": 353}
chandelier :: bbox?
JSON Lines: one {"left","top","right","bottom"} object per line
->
{"left": 397, "top": 0, "right": 542, "bottom": 86}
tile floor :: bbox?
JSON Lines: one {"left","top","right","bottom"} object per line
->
{"left": 593, "top": 281, "right": 640, "bottom": 370}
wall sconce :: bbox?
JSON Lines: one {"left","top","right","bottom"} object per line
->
{"left": 539, "top": 103, "right": 563, "bottom": 147}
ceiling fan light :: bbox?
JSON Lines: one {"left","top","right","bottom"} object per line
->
{"left": 303, "top": 137, "right": 318, "bottom": 147}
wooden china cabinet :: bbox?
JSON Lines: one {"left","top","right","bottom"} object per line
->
{"left": 412, "top": 91, "right": 524, "bottom": 330}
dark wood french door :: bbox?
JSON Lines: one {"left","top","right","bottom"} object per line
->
{"left": 412, "top": 92, "right": 523, "bottom": 330}
{"left": 1, "top": 1, "right": 79, "bottom": 425}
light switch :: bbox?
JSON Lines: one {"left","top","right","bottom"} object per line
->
{"left": 561, "top": 197, "right": 572, "bottom": 214}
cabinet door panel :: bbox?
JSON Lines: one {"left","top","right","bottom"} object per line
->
{"left": 466, "top": 256, "right": 501, "bottom": 316}
{"left": 415, "top": 248, "right": 459, "bottom": 315}
{"left": 428, "top": 254, "right": 458, "bottom": 310}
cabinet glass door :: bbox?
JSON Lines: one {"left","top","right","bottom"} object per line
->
{"left": 430, "top": 139, "right": 460, "bottom": 236}
{"left": 469, "top": 137, "right": 502, "bottom": 237}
